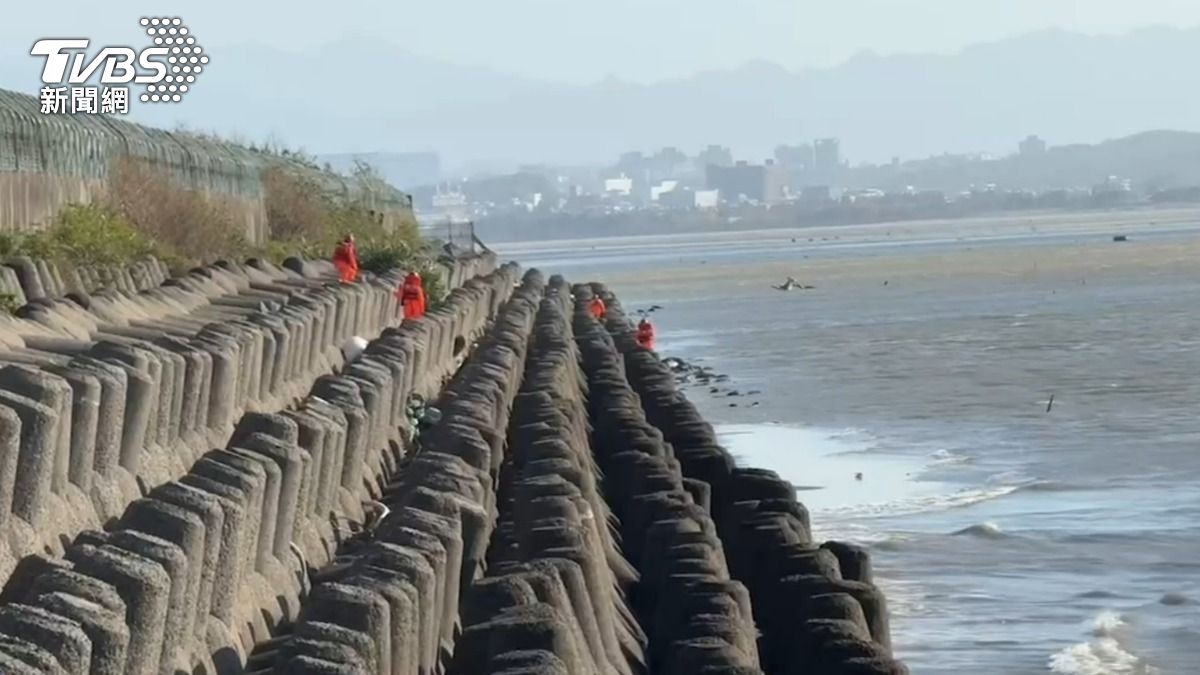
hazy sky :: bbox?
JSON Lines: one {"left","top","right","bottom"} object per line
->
{"left": 4, "top": 0, "right": 1200, "bottom": 83}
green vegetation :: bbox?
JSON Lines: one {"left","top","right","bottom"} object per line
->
{"left": 0, "top": 292, "right": 21, "bottom": 315}
{"left": 7, "top": 153, "right": 446, "bottom": 306}
{"left": 0, "top": 203, "right": 159, "bottom": 273}
{"left": 259, "top": 158, "right": 445, "bottom": 302}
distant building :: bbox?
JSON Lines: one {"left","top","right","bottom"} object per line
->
{"left": 697, "top": 145, "right": 733, "bottom": 170}
{"left": 1092, "top": 175, "right": 1132, "bottom": 195}
{"left": 694, "top": 189, "right": 720, "bottom": 209}
{"left": 763, "top": 160, "right": 790, "bottom": 203}
{"left": 706, "top": 160, "right": 788, "bottom": 204}
{"left": 658, "top": 187, "right": 694, "bottom": 210}
{"left": 1019, "top": 135, "right": 1047, "bottom": 156}
{"left": 774, "top": 144, "right": 815, "bottom": 173}
{"left": 799, "top": 186, "right": 832, "bottom": 203}
{"left": 604, "top": 175, "right": 634, "bottom": 196}
{"left": 843, "top": 188, "right": 885, "bottom": 203}
{"left": 813, "top": 138, "right": 840, "bottom": 187}
{"left": 654, "top": 147, "right": 687, "bottom": 166}
{"left": 650, "top": 180, "right": 680, "bottom": 201}
{"left": 616, "top": 151, "right": 645, "bottom": 173}
{"left": 428, "top": 189, "right": 469, "bottom": 222}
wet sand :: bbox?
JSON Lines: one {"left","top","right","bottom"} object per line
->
{"left": 500, "top": 205, "right": 1200, "bottom": 253}
{"left": 717, "top": 423, "right": 951, "bottom": 513}
{"left": 590, "top": 220, "right": 1200, "bottom": 290}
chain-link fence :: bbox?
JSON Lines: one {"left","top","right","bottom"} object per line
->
{"left": 0, "top": 88, "right": 414, "bottom": 241}
{"left": 420, "top": 219, "right": 480, "bottom": 254}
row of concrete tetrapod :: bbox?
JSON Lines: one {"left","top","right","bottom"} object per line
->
{"left": 0, "top": 256, "right": 425, "bottom": 589}
{"left": 254, "top": 266, "right": 542, "bottom": 674}
{"left": 0, "top": 257, "right": 508, "bottom": 674}
{"left": 451, "top": 275, "right": 647, "bottom": 675}
{"left": 587, "top": 285, "right": 908, "bottom": 675}
{"left": 570, "top": 285, "right": 763, "bottom": 675}
{"left": 1, "top": 256, "right": 172, "bottom": 307}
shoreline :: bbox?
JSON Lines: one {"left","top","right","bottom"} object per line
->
{"left": 495, "top": 204, "right": 1200, "bottom": 253}
{"left": 498, "top": 214, "right": 1198, "bottom": 673}
{"left": 716, "top": 423, "right": 950, "bottom": 519}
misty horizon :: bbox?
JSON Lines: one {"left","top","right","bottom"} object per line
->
{"left": 200, "top": 23, "right": 1200, "bottom": 88}
{"left": 5, "top": 0, "right": 1200, "bottom": 83}
{"left": 4, "top": 15, "right": 1200, "bottom": 174}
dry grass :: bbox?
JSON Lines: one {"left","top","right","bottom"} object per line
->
{"left": 105, "top": 156, "right": 243, "bottom": 263}
{"left": 263, "top": 167, "right": 326, "bottom": 241}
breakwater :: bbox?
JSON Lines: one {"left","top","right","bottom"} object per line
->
{"left": 0, "top": 257, "right": 904, "bottom": 674}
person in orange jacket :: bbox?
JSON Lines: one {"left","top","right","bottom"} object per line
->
{"left": 635, "top": 318, "right": 656, "bottom": 350}
{"left": 588, "top": 296, "right": 606, "bottom": 320}
{"left": 332, "top": 234, "right": 359, "bottom": 283}
{"left": 397, "top": 270, "right": 427, "bottom": 319}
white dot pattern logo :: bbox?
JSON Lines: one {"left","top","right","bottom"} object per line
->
{"left": 138, "top": 17, "right": 208, "bottom": 105}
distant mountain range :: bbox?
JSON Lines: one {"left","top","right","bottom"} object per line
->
{"left": 3, "top": 26, "right": 1199, "bottom": 172}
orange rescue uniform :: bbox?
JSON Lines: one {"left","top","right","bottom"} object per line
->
{"left": 397, "top": 271, "right": 427, "bottom": 319}
{"left": 588, "top": 297, "right": 606, "bottom": 320}
{"left": 332, "top": 239, "right": 358, "bottom": 283}
{"left": 635, "top": 320, "right": 655, "bottom": 350}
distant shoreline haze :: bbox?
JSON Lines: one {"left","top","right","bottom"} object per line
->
{"left": 3, "top": 25, "right": 1194, "bottom": 171}
{"left": 472, "top": 204, "right": 1200, "bottom": 244}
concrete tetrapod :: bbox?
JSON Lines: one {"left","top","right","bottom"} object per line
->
{"left": 587, "top": 285, "right": 906, "bottom": 675}
{"left": 0, "top": 258, "right": 512, "bottom": 675}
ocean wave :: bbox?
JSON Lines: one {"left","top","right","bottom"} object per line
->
{"left": 1048, "top": 611, "right": 1160, "bottom": 675}
{"left": 1076, "top": 590, "right": 1123, "bottom": 600}
{"left": 871, "top": 535, "right": 912, "bottom": 552}
{"left": 1091, "top": 610, "right": 1126, "bottom": 637}
{"left": 952, "top": 521, "right": 1007, "bottom": 539}
{"left": 815, "top": 484, "right": 1022, "bottom": 520}
{"left": 1015, "top": 480, "right": 1095, "bottom": 494}
{"left": 822, "top": 428, "right": 883, "bottom": 454}
{"left": 823, "top": 427, "right": 880, "bottom": 443}
{"left": 929, "top": 448, "right": 972, "bottom": 465}
{"left": 809, "top": 521, "right": 900, "bottom": 546}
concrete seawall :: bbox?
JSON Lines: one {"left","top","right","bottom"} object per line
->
{"left": 580, "top": 284, "right": 903, "bottom": 674}
{"left": 0, "top": 261, "right": 903, "bottom": 675}
{"left": 0, "top": 250, "right": 506, "bottom": 673}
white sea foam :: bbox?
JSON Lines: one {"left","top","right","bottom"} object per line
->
{"left": 808, "top": 521, "right": 897, "bottom": 545}
{"left": 814, "top": 484, "right": 1021, "bottom": 520}
{"left": 1095, "top": 610, "right": 1128, "bottom": 634}
{"left": 1048, "top": 611, "right": 1160, "bottom": 675}
{"left": 929, "top": 448, "right": 971, "bottom": 465}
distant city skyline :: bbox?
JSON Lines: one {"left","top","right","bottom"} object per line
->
{"left": 418, "top": 129, "right": 1199, "bottom": 235}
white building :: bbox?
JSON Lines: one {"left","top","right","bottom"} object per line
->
{"left": 650, "top": 180, "right": 680, "bottom": 201}
{"left": 428, "top": 190, "right": 470, "bottom": 222}
{"left": 604, "top": 175, "right": 633, "bottom": 196}
{"left": 694, "top": 189, "right": 720, "bottom": 209}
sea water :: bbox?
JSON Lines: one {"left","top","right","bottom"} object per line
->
{"left": 504, "top": 218, "right": 1200, "bottom": 673}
